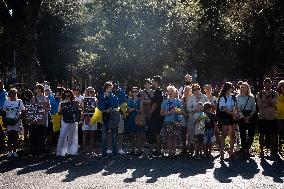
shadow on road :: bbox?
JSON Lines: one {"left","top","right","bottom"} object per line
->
{"left": 213, "top": 158, "right": 260, "bottom": 183}
{"left": 0, "top": 153, "right": 283, "bottom": 184}
{"left": 260, "top": 157, "right": 284, "bottom": 183}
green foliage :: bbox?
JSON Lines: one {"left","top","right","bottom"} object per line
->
{"left": 1, "top": 0, "right": 283, "bottom": 88}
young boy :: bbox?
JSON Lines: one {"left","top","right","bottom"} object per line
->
{"left": 193, "top": 102, "right": 208, "bottom": 159}
{"left": 203, "top": 102, "right": 217, "bottom": 157}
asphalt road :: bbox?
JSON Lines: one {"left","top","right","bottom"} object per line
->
{"left": 0, "top": 152, "right": 283, "bottom": 189}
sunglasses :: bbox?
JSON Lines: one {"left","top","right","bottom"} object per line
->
{"left": 192, "top": 88, "right": 200, "bottom": 91}
{"left": 132, "top": 91, "right": 138, "bottom": 93}
{"left": 88, "top": 91, "right": 95, "bottom": 93}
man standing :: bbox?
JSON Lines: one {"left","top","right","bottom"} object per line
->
{"left": 178, "top": 74, "right": 193, "bottom": 98}
{"left": 73, "top": 86, "right": 84, "bottom": 146}
{"left": 257, "top": 78, "right": 278, "bottom": 157}
{"left": 0, "top": 81, "right": 8, "bottom": 153}
{"left": 148, "top": 76, "right": 164, "bottom": 157}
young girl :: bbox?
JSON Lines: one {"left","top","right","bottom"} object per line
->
{"left": 127, "top": 87, "right": 144, "bottom": 156}
{"left": 3, "top": 88, "right": 25, "bottom": 157}
{"left": 160, "top": 85, "right": 183, "bottom": 158}
{"left": 193, "top": 102, "right": 208, "bottom": 159}
{"left": 218, "top": 82, "right": 240, "bottom": 160}
{"left": 56, "top": 89, "right": 79, "bottom": 156}
{"left": 82, "top": 87, "right": 98, "bottom": 155}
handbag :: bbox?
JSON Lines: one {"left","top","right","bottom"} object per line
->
{"left": 135, "top": 113, "right": 146, "bottom": 127}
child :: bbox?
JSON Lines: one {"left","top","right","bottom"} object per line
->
{"left": 3, "top": 88, "right": 25, "bottom": 157}
{"left": 82, "top": 87, "right": 98, "bottom": 155}
{"left": 203, "top": 102, "right": 217, "bottom": 157}
{"left": 193, "top": 102, "right": 208, "bottom": 159}
{"left": 160, "top": 85, "right": 183, "bottom": 158}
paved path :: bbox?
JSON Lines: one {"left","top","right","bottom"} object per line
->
{"left": 0, "top": 152, "right": 283, "bottom": 189}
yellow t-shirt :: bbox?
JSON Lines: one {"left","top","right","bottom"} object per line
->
{"left": 276, "top": 94, "right": 284, "bottom": 119}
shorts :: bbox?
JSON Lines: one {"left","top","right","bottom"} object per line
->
{"left": 204, "top": 128, "right": 214, "bottom": 144}
{"left": 220, "top": 114, "right": 235, "bottom": 125}
{"left": 194, "top": 134, "right": 204, "bottom": 144}
{"left": 161, "top": 122, "right": 181, "bottom": 143}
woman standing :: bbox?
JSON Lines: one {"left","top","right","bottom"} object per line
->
{"left": 218, "top": 82, "right": 240, "bottom": 160}
{"left": 56, "top": 89, "right": 79, "bottom": 156}
{"left": 180, "top": 85, "right": 191, "bottom": 154}
{"left": 3, "top": 88, "right": 25, "bottom": 157}
{"left": 30, "top": 84, "right": 50, "bottom": 157}
{"left": 127, "top": 87, "right": 144, "bottom": 155}
{"left": 187, "top": 84, "right": 208, "bottom": 154}
{"left": 276, "top": 80, "right": 284, "bottom": 155}
{"left": 237, "top": 82, "right": 256, "bottom": 158}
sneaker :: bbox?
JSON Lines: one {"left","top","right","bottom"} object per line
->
{"left": 107, "top": 150, "right": 112, "bottom": 154}
{"left": 118, "top": 149, "right": 126, "bottom": 155}
{"left": 12, "top": 152, "right": 18, "bottom": 157}
{"left": 7, "top": 152, "right": 13, "bottom": 158}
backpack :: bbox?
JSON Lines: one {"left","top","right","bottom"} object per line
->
{"left": 61, "top": 101, "right": 79, "bottom": 123}
{"left": 256, "top": 90, "right": 276, "bottom": 113}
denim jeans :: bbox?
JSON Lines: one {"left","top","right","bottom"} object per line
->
{"left": 101, "top": 121, "right": 118, "bottom": 157}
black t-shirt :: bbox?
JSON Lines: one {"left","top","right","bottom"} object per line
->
{"left": 151, "top": 88, "right": 163, "bottom": 117}
{"left": 205, "top": 112, "right": 216, "bottom": 129}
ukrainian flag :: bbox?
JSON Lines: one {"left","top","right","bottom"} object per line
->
{"left": 90, "top": 107, "right": 103, "bottom": 125}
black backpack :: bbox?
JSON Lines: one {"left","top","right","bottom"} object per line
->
{"left": 61, "top": 101, "right": 79, "bottom": 123}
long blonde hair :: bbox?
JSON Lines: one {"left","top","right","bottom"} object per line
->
{"left": 240, "top": 82, "right": 253, "bottom": 96}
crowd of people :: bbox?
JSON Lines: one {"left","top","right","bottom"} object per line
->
{"left": 0, "top": 75, "right": 283, "bottom": 161}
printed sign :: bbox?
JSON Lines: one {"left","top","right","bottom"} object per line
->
{"left": 25, "top": 102, "right": 48, "bottom": 125}
{"left": 83, "top": 97, "right": 96, "bottom": 115}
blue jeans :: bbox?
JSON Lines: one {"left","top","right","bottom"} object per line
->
{"left": 101, "top": 122, "right": 118, "bottom": 157}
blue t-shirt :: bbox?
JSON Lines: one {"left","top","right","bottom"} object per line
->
{"left": 219, "top": 95, "right": 235, "bottom": 112}
{"left": 161, "top": 98, "right": 183, "bottom": 122}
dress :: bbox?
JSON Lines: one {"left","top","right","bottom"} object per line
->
{"left": 127, "top": 98, "right": 144, "bottom": 133}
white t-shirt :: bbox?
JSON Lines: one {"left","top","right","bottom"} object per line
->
{"left": 75, "top": 95, "right": 84, "bottom": 104}
{"left": 3, "top": 99, "right": 25, "bottom": 131}
{"left": 187, "top": 94, "right": 209, "bottom": 112}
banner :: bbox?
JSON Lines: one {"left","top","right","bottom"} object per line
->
{"left": 83, "top": 97, "right": 96, "bottom": 115}
{"left": 25, "top": 102, "right": 48, "bottom": 125}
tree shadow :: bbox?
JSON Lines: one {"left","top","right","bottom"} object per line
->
{"left": 213, "top": 158, "right": 260, "bottom": 183}
{"left": 260, "top": 157, "right": 284, "bottom": 183}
